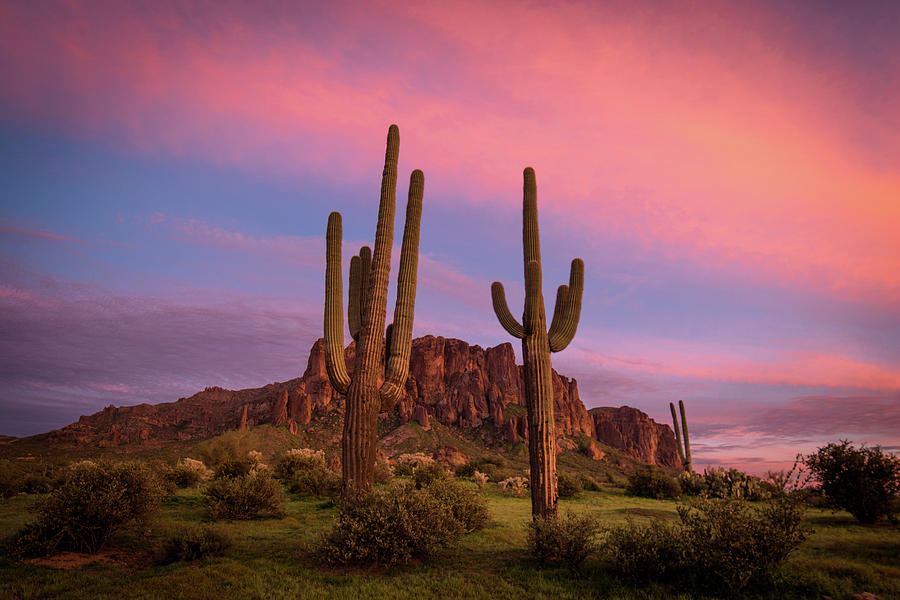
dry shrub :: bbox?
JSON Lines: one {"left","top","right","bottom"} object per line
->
{"left": 498, "top": 476, "right": 528, "bottom": 497}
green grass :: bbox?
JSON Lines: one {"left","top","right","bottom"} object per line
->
{"left": 1, "top": 484, "right": 897, "bottom": 600}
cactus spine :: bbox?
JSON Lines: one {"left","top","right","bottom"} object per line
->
{"left": 491, "top": 167, "right": 584, "bottom": 520}
{"left": 323, "top": 124, "right": 424, "bottom": 499}
{"left": 670, "top": 400, "right": 692, "bottom": 472}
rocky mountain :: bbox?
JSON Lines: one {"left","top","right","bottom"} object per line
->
{"left": 49, "top": 336, "right": 682, "bottom": 468}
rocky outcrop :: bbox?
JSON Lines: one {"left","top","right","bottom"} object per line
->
{"left": 49, "top": 336, "right": 681, "bottom": 467}
{"left": 590, "top": 406, "right": 683, "bottom": 469}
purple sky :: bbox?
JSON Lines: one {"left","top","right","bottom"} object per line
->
{"left": 1, "top": 0, "right": 898, "bottom": 473}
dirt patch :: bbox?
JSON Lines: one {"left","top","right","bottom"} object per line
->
{"left": 25, "top": 551, "right": 122, "bottom": 570}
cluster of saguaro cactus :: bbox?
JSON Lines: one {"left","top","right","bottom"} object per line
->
{"left": 670, "top": 400, "right": 692, "bottom": 472}
{"left": 323, "top": 124, "right": 424, "bottom": 499}
{"left": 491, "top": 167, "right": 584, "bottom": 520}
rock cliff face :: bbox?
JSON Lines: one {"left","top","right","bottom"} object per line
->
{"left": 50, "top": 336, "right": 681, "bottom": 468}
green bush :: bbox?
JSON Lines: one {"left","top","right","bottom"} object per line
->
{"left": 626, "top": 466, "right": 682, "bottom": 499}
{"left": 557, "top": 472, "right": 583, "bottom": 498}
{"left": 290, "top": 466, "right": 341, "bottom": 498}
{"left": 202, "top": 471, "right": 286, "bottom": 520}
{"left": 678, "top": 496, "right": 809, "bottom": 593}
{"left": 160, "top": 524, "right": 232, "bottom": 563}
{"left": 454, "top": 462, "right": 476, "bottom": 478}
{"left": 526, "top": 512, "right": 601, "bottom": 567}
{"left": 603, "top": 496, "right": 809, "bottom": 593}
{"left": 194, "top": 431, "right": 253, "bottom": 467}
{"left": 425, "top": 479, "right": 489, "bottom": 533}
{"left": 213, "top": 459, "right": 252, "bottom": 480}
{"left": 0, "top": 460, "right": 57, "bottom": 498}
{"left": 162, "top": 463, "right": 203, "bottom": 489}
{"left": 603, "top": 518, "right": 685, "bottom": 581}
{"left": 412, "top": 462, "right": 449, "bottom": 488}
{"left": 319, "top": 481, "right": 489, "bottom": 565}
{"left": 273, "top": 449, "right": 326, "bottom": 481}
{"left": 700, "top": 467, "right": 769, "bottom": 501}
{"left": 10, "top": 461, "right": 166, "bottom": 556}
{"left": 676, "top": 470, "right": 707, "bottom": 496}
{"left": 373, "top": 460, "right": 393, "bottom": 484}
{"left": 470, "top": 456, "right": 508, "bottom": 482}
{"left": 804, "top": 440, "right": 900, "bottom": 524}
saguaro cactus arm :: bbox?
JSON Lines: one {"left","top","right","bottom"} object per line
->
{"left": 492, "top": 282, "right": 525, "bottom": 338}
{"left": 348, "top": 255, "right": 361, "bottom": 341}
{"left": 348, "top": 246, "right": 373, "bottom": 341}
{"left": 548, "top": 258, "right": 584, "bottom": 352}
{"left": 381, "top": 169, "right": 424, "bottom": 410}
{"left": 324, "top": 212, "right": 351, "bottom": 394}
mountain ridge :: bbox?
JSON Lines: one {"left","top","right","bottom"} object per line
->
{"left": 37, "top": 335, "right": 682, "bottom": 468}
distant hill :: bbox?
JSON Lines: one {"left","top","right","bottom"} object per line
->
{"left": 3, "top": 336, "right": 682, "bottom": 473}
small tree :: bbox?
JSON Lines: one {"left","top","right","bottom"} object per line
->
{"left": 804, "top": 440, "right": 899, "bottom": 524}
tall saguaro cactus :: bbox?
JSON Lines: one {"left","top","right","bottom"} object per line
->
{"left": 670, "top": 400, "right": 692, "bottom": 472}
{"left": 323, "top": 125, "right": 424, "bottom": 499}
{"left": 491, "top": 167, "right": 584, "bottom": 520}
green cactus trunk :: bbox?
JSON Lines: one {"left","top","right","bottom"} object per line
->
{"left": 492, "top": 167, "right": 584, "bottom": 520}
{"left": 323, "top": 125, "right": 424, "bottom": 499}
{"left": 679, "top": 399, "right": 692, "bottom": 472}
{"left": 669, "top": 400, "right": 692, "bottom": 472}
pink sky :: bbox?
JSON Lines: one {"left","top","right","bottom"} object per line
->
{"left": 1, "top": 0, "right": 898, "bottom": 473}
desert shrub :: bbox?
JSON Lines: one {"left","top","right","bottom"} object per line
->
{"left": 626, "top": 466, "right": 682, "bottom": 499}
{"left": 319, "top": 481, "right": 488, "bottom": 565}
{"left": 195, "top": 431, "right": 253, "bottom": 467}
{"left": 677, "top": 496, "right": 810, "bottom": 593}
{"left": 274, "top": 448, "right": 326, "bottom": 481}
{"left": 274, "top": 448, "right": 339, "bottom": 497}
{"left": 163, "top": 463, "right": 203, "bottom": 489}
{"left": 392, "top": 452, "right": 435, "bottom": 476}
{"left": 10, "top": 461, "right": 166, "bottom": 556}
{"left": 290, "top": 466, "right": 341, "bottom": 498}
{"left": 579, "top": 473, "right": 601, "bottom": 492}
{"left": 701, "top": 467, "right": 769, "bottom": 501}
{"left": 412, "top": 462, "right": 449, "bottom": 488}
{"left": 603, "top": 496, "right": 809, "bottom": 593}
{"left": 804, "top": 440, "right": 900, "bottom": 524}
{"left": 426, "top": 478, "right": 490, "bottom": 533}
{"left": 179, "top": 458, "right": 213, "bottom": 481}
{"left": 202, "top": 471, "right": 286, "bottom": 520}
{"left": 557, "top": 472, "right": 583, "bottom": 498}
{"left": 470, "top": 456, "right": 508, "bottom": 482}
{"left": 373, "top": 459, "right": 393, "bottom": 484}
{"left": 603, "top": 518, "right": 685, "bottom": 581}
{"left": 0, "top": 460, "right": 58, "bottom": 498}
{"left": 247, "top": 450, "right": 265, "bottom": 467}
{"left": 160, "top": 524, "right": 232, "bottom": 563}
{"left": 214, "top": 459, "right": 252, "bottom": 480}
{"left": 526, "top": 512, "right": 601, "bottom": 567}
{"left": 454, "top": 462, "right": 476, "bottom": 477}
{"left": 473, "top": 471, "right": 489, "bottom": 489}
{"left": 498, "top": 476, "right": 528, "bottom": 497}
{"left": 677, "top": 470, "right": 707, "bottom": 496}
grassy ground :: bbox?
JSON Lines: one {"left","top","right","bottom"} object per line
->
{"left": 1, "top": 483, "right": 897, "bottom": 600}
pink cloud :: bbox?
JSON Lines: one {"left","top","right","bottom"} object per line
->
{"left": 571, "top": 338, "right": 900, "bottom": 391}
{"left": 1, "top": 1, "right": 898, "bottom": 308}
